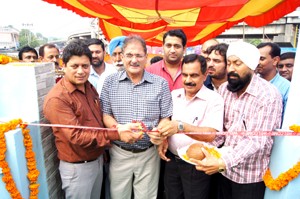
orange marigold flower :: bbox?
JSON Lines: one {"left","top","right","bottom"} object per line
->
{"left": 0, "top": 119, "right": 40, "bottom": 197}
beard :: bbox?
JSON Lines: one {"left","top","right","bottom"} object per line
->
{"left": 92, "top": 58, "right": 103, "bottom": 68}
{"left": 227, "top": 71, "right": 252, "bottom": 92}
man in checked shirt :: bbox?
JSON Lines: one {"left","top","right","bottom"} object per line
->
{"left": 101, "top": 35, "right": 172, "bottom": 199}
{"left": 191, "top": 41, "right": 282, "bottom": 199}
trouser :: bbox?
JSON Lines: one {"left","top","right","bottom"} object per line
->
{"left": 59, "top": 156, "right": 103, "bottom": 199}
{"left": 164, "top": 150, "right": 211, "bottom": 199}
{"left": 109, "top": 144, "right": 160, "bottom": 199}
{"left": 220, "top": 174, "right": 265, "bottom": 199}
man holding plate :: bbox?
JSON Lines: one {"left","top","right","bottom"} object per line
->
{"left": 151, "top": 54, "right": 224, "bottom": 199}
{"left": 191, "top": 41, "right": 282, "bottom": 199}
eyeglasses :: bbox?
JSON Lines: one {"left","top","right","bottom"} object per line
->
{"left": 124, "top": 53, "right": 145, "bottom": 60}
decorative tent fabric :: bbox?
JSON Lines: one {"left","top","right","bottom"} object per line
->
{"left": 42, "top": 0, "right": 300, "bottom": 46}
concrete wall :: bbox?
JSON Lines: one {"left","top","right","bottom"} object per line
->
{"left": 0, "top": 63, "right": 64, "bottom": 199}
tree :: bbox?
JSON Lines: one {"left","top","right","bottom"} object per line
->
{"left": 19, "top": 29, "right": 48, "bottom": 48}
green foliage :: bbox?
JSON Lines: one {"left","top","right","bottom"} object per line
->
{"left": 245, "top": 39, "right": 262, "bottom": 46}
{"left": 19, "top": 29, "right": 48, "bottom": 48}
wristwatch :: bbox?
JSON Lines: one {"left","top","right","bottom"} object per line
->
{"left": 218, "top": 158, "right": 225, "bottom": 173}
{"left": 177, "top": 120, "right": 184, "bottom": 132}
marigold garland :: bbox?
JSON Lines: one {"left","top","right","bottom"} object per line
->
{"left": 263, "top": 124, "right": 300, "bottom": 191}
{"left": 263, "top": 161, "right": 300, "bottom": 191}
{"left": 0, "top": 119, "right": 40, "bottom": 199}
{"left": 289, "top": 124, "right": 300, "bottom": 133}
{"left": 0, "top": 54, "right": 13, "bottom": 64}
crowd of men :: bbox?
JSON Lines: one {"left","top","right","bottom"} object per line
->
{"left": 16, "top": 29, "right": 295, "bottom": 199}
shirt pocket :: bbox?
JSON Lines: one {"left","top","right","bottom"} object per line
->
{"left": 144, "top": 96, "right": 161, "bottom": 119}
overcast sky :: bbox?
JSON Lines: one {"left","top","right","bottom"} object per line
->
{"left": 1, "top": 0, "right": 92, "bottom": 39}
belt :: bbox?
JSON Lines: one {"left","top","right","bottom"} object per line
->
{"left": 114, "top": 142, "right": 154, "bottom": 153}
{"left": 167, "top": 150, "right": 184, "bottom": 162}
{"left": 72, "top": 158, "right": 97, "bottom": 164}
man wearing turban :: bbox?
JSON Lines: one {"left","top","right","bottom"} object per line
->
{"left": 191, "top": 41, "right": 283, "bottom": 199}
{"left": 108, "top": 36, "right": 126, "bottom": 71}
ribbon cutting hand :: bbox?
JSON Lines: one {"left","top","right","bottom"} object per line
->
{"left": 117, "top": 123, "right": 143, "bottom": 144}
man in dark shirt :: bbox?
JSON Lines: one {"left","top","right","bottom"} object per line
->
{"left": 43, "top": 39, "right": 141, "bottom": 199}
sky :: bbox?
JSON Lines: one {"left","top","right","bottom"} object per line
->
{"left": 0, "top": 0, "right": 92, "bottom": 39}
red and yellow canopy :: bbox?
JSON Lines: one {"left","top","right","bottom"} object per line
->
{"left": 42, "top": 0, "right": 300, "bottom": 46}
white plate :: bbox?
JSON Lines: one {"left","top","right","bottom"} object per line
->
{"left": 177, "top": 142, "right": 229, "bottom": 165}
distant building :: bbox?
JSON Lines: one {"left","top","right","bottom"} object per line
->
{"left": 0, "top": 26, "right": 19, "bottom": 50}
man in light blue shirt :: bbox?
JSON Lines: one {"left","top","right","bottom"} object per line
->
{"left": 87, "top": 38, "right": 117, "bottom": 96}
{"left": 257, "top": 42, "right": 290, "bottom": 121}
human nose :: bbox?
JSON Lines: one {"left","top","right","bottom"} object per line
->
{"left": 227, "top": 63, "right": 234, "bottom": 73}
{"left": 52, "top": 57, "right": 58, "bottom": 62}
{"left": 77, "top": 66, "right": 84, "bottom": 74}
{"left": 207, "top": 59, "right": 213, "bottom": 67}
{"left": 281, "top": 66, "right": 288, "bottom": 71}
{"left": 92, "top": 52, "right": 97, "bottom": 57}
{"left": 185, "top": 75, "right": 193, "bottom": 83}
{"left": 170, "top": 46, "right": 176, "bottom": 52}
{"left": 116, "top": 54, "right": 122, "bottom": 61}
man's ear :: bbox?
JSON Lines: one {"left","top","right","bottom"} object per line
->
{"left": 273, "top": 56, "right": 280, "bottom": 67}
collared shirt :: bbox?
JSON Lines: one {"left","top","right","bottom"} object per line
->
{"left": 43, "top": 78, "right": 120, "bottom": 163}
{"left": 168, "top": 86, "right": 224, "bottom": 155}
{"left": 101, "top": 70, "right": 173, "bottom": 150}
{"left": 204, "top": 75, "right": 218, "bottom": 91}
{"left": 270, "top": 72, "right": 290, "bottom": 119}
{"left": 88, "top": 62, "right": 117, "bottom": 96}
{"left": 214, "top": 74, "right": 282, "bottom": 184}
{"left": 146, "top": 60, "right": 183, "bottom": 91}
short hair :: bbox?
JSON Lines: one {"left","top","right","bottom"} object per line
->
{"left": 39, "top": 44, "right": 59, "bottom": 57}
{"left": 163, "top": 29, "right": 187, "bottom": 47}
{"left": 257, "top": 42, "right": 281, "bottom": 58}
{"left": 182, "top": 54, "right": 207, "bottom": 75}
{"left": 86, "top": 38, "right": 105, "bottom": 52}
{"left": 150, "top": 56, "right": 163, "bottom": 64}
{"left": 280, "top": 52, "right": 295, "bottom": 60}
{"left": 18, "top": 46, "right": 38, "bottom": 60}
{"left": 207, "top": 43, "right": 229, "bottom": 65}
{"left": 122, "top": 35, "right": 147, "bottom": 55}
{"left": 62, "top": 39, "right": 92, "bottom": 64}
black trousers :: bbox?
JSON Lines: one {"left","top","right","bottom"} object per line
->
{"left": 164, "top": 151, "right": 211, "bottom": 199}
{"left": 220, "top": 174, "right": 265, "bottom": 199}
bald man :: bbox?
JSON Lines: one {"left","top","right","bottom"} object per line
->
{"left": 201, "top": 39, "right": 219, "bottom": 58}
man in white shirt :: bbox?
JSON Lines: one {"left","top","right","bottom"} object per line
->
{"left": 151, "top": 54, "right": 224, "bottom": 199}
{"left": 87, "top": 38, "right": 117, "bottom": 96}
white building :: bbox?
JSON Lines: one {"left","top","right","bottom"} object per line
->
{"left": 0, "top": 26, "right": 19, "bottom": 50}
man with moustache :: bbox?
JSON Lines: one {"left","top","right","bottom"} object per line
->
{"left": 146, "top": 29, "right": 187, "bottom": 91}
{"left": 191, "top": 41, "right": 282, "bottom": 199}
{"left": 43, "top": 40, "right": 141, "bottom": 199}
{"left": 87, "top": 38, "right": 117, "bottom": 96}
{"left": 39, "top": 44, "right": 62, "bottom": 82}
{"left": 39, "top": 43, "right": 60, "bottom": 69}
{"left": 101, "top": 35, "right": 172, "bottom": 199}
{"left": 204, "top": 43, "right": 228, "bottom": 91}
{"left": 108, "top": 36, "right": 126, "bottom": 71}
{"left": 151, "top": 54, "right": 224, "bottom": 199}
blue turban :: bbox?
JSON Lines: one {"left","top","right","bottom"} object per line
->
{"left": 108, "top": 36, "right": 126, "bottom": 56}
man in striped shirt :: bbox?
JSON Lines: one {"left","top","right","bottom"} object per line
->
{"left": 191, "top": 41, "right": 282, "bottom": 199}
